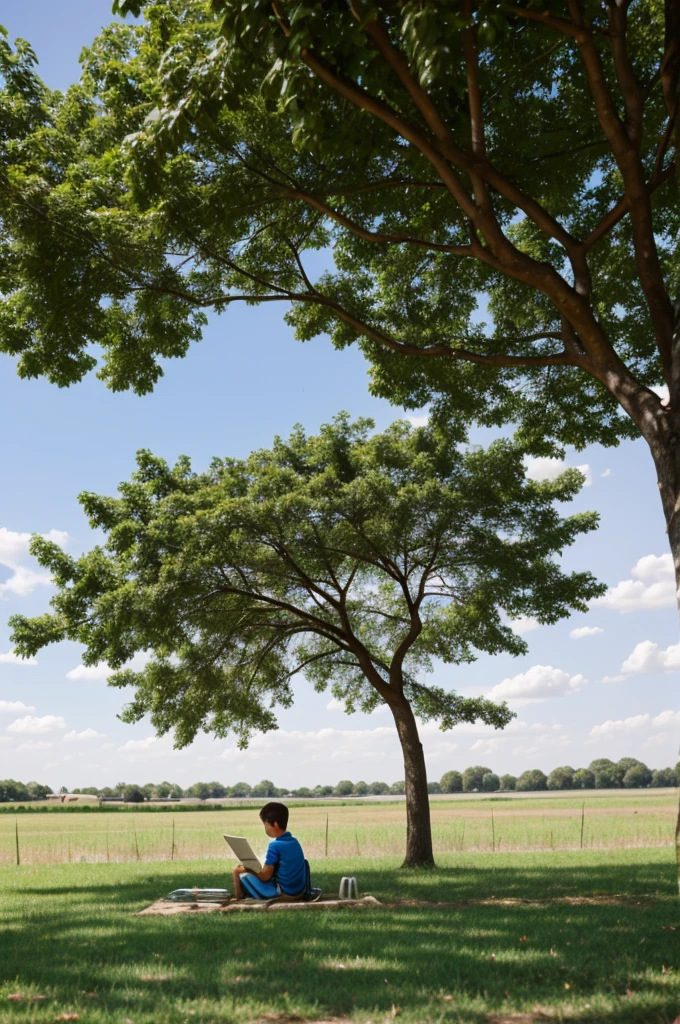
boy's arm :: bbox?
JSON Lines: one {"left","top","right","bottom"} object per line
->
{"left": 235, "top": 863, "right": 275, "bottom": 881}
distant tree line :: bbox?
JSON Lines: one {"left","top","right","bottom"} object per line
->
{"left": 4, "top": 756, "right": 679, "bottom": 803}
{"left": 0, "top": 780, "right": 51, "bottom": 802}
{"left": 437, "top": 758, "right": 680, "bottom": 794}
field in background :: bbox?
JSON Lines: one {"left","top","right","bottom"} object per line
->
{"left": 1, "top": 849, "right": 679, "bottom": 1023}
{"left": 1, "top": 790, "right": 677, "bottom": 865}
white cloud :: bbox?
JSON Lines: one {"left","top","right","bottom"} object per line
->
{"left": 596, "top": 553, "right": 676, "bottom": 613}
{"left": 620, "top": 639, "right": 680, "bottom": 675}
{"left": 589, "top": 714, "right": 650, "bottom": 738}
{"left": 407, "top": 415, "right": 429, "bottom": 428}
{"left": 602, "top": 674, "right": 626, "bottom": 684}
{"left": 652, "top": 384, "right": 670, "bottom": 407}
{"left": 119, "top": 736, "right": 159, "bottom": 752}
{"left": 7, "top": 715, "right": 67, "bottom": 735}
{"left": 66, "top": 650, "right": 151, "bottom": 681}
{"left": 570, "top": 626, "right": 603, "bottom": 639}
{"left": 511, "top": 616, "right": 540, "bottom": 635}
{"left": 326, "top": 698, "right": 345, "bottom": 712}
{"left": 0, "top": 650, "right": 37, "bottom": 666}
{"left": 0, "top": 700, "right": 35, "bottom": 713}
{"left": 652, "top": 710, "right": 680, "bottom": 728}
{"left": 487, "top": 664, "right": 586, "bottom": 705}
{"left": 16, "top": 741, "right": 53, "bottom": 752}
{"left": 0, "top": 527, "right": 68, "bottom": 599}
{"left": 469, "top": 738, "right": 500, "bottom": 755}
{"left": 601, "top": 468, "right": 612, "bottom": 478}
{"left": 524, "top": 457, "right": 591, "bottom": 486}
{"left": 219, "top": 725, "right": 399, "bottom": 767}
{"left": 63, "top": 728, "right": 105, "bottom": 742}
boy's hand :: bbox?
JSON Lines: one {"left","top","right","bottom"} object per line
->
{"left": 235, "top": 864, "right": 247, "bottom": 874}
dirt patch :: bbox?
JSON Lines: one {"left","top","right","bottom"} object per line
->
{"left": 137, "top": 895, "right": 381, "bottom": 916}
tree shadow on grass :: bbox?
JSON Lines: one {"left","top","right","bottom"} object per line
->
{"left": 2, "top": 853, "right": 679, "bottom": 1024}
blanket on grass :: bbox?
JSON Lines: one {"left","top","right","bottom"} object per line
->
{"left": 137, "top": 895, "right": 381, "bottom": 916}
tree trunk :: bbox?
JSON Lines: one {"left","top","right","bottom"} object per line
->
{"left": 391, "top": 697, "right": 435, "bottom": 868}
{"left": 645, "top": 418, "right": 680, "bottom": 893}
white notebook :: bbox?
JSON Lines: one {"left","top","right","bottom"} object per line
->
{"left": 223, "top": 834, "right": 262, "bottom": 873}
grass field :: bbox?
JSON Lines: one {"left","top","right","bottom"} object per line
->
{"left": 2, "top": 848, "right": 680, "bottom": 1023}
{"left": 1, "top": 792, "right": 678, "bottom": 866}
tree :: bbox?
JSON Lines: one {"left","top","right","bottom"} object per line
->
{"left": 500, "top": 774, "right": 516, "bottom": 792}
{"left": 623, "top": 763, "right": 652, "bottom": 788}
{"left": 390, "top": 781, "right": 405, "bottom": 796}
{"left": 547, "top": 765, "right": 575, "bottom": 790}
{"left": 334, "top": 780, "right": 355, "bottom": 798}
{"left": 229, "top": 782, "right": 252, "bottom": 798}
{"left": 156, "top": 782, "right": 172, "bottom": 798}
{"left": 651, "top": 767, "right": 677, "bottom": 788}
{"left": 3, "top": 2, "right": 679, "bottom": 595}
{"left": 516, "top": 769, "right": 548, "bottom": 792}
{"left": 293, "top": 787, "right": 313, "bottom": 798}
{"left": 26, "top": 781, "right": 51, "bottom": 800}
{"left": 368, "top": 781, "right": 390, "bottom": 795}
{"left": 440, "top": 770, "right": 463, "bottom": 793}
{"left": 250, "top": 780, "right": 278, "bottom": 798}
{"left": 353, "top": 781, "right": 369, "bottom": 796}
{"left": 10, "top": 418, "right": 600, "bottom": 867}
{"left": 122, "top": 784, "right": 144, "bottom": 803}
{"left": 314, "top": 785, "right": 334, "bottom": 797}
{"left": 187, "top": 782, "right": 211, "bottom": 800}
{"left": 589, "top": 758, "right": 622, "bottom": 789}
{"left": 573, "top": 769, "right": 595, "bottom": 790}
{"left": 427, "top": 781, "right": 442, "bottom": 794}
{"left": 463, "top": 766, "right": 492, "bottom": 793}
{"left": 482, "top": 772, "right": 500, "bottom": 792}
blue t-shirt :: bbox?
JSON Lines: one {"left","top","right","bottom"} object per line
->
{"left": 264, "top": 831, "right": 306, "bottom": 895}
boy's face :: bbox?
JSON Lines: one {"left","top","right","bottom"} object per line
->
{"left": 263, "top": 820, "right": 281, "bottom": 838}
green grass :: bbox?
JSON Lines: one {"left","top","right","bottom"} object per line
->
{"left": 2, "top": 849, "right": 680, "bottom": 1023}
{"left": 2, "top": 791, "right": 677, "bottom": 865}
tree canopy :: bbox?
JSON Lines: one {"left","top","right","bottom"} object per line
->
{"left": 10, "top": 415, "right": 602, "bottom": 863}
{"left": 0, "top": 0, "right": 676, "bottom": 451}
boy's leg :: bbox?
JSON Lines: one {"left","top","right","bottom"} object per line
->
{"left": 232, "top": 866, "right": 244, "bottom": 899}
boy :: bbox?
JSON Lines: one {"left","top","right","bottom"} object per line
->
{"left": 232, "top": 801, "right": 307, "bottom": 900}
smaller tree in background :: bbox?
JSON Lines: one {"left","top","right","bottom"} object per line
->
{"left": 547, "top": 766, "right": 575, "bottom": 791}
{"left": 651, "top": 768, "right": 677, "bottom": 788}
{"left": 517, "top": 770, "right": 548, "bottom": 793}
{"left": 334, "top": 781, "right": 355, "bottom": 798}
{"left": 500, "top": 774, "right": 517, "bottom": 792}
{"left": 463, "top": 766, "right": 492, "bottom": 793}
{"left": 369, "top": 782, "right": 390, "bottom": 796}
{"left": 440, "top": 771, "right": 463, "bottom": 794}
{"left": 588, "top": 759, "right": 622, "bottom": 789}
{"left": 482, "top": 772, "right": 500, "bottom": 793}
{"left": 354, "top": 781, "right": 369, "bottom": 797}
{"left": 427, "top": 782, "right": 442, "bottom": 794}
{"left": 622, "top": 763, "right": 652, "bottom": 789}
{"left": 229, "top": 783, "right": 252, "bottom": 798}
{"left": 122, "top": 785, "right": 144, "bottom": 803}
{"left": 573, "top": 769, "right": 596, "bottom": 790}
{"left": 11, "top": 418, "right": 602, "bottom": 866}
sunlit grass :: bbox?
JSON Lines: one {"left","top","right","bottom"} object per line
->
{"left": 0, "top": 791, "right": 677, "bottom": 865}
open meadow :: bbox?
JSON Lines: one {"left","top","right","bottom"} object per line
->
{"left": 0, "top": 791, "right": 677, "bottom": 866}
{"left": 1, "top": 791, "right": 680, "bottom": 1023}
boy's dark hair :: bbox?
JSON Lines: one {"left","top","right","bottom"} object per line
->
{"left": 259, "top": 801, "right": 289, "bottom": 830}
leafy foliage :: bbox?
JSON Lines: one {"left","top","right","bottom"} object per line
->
{"left": 11, "top": 416, "right": 602, "bottom": 750}
{"left": 0, "top": 2, "right": 676, "bottom": 459}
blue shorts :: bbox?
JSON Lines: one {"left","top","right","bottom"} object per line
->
{"left": 239, "top": 873, "right": 279, "bottom": 899}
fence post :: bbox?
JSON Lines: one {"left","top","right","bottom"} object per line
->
{"left": 15, "top": 817, "right": 20, "bottom": 866}
{"left": 324, "top": 814, "right": 329, "bottom": 858}
{"left": 354, "top": 827, "right": 360, "bottom": 856}
{"left": 491, "top": 810, "right": 495, "bottom": 853}
{"left": 580, "top": 801, "right": 585, "bottom": 849}
{"left": 134, "top": 826, "right": 141, "bottom": 862}
{"left": 171, "top": 817, "right": 176, "bottom": 861}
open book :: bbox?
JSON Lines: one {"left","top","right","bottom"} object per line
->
{"left": 223, "top": 834, "right": 262, "bottom": 873}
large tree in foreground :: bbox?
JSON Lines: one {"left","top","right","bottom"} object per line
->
{"left": 0, "top": 0, "right": 677, "bottom": 560}
{"left": 10, "top": 418, "right": 601, "bottom": 866}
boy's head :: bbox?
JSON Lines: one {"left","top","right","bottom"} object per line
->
{"left": 259, "top": 801, "right": 289, "bottom": 837}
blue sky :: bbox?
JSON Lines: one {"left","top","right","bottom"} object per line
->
{"left": 1, "top": 2, "right": 678, "bottom": 791}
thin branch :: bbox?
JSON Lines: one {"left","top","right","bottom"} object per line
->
{"left": 500, "top": 2, "right": 610, "bottom": 40}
